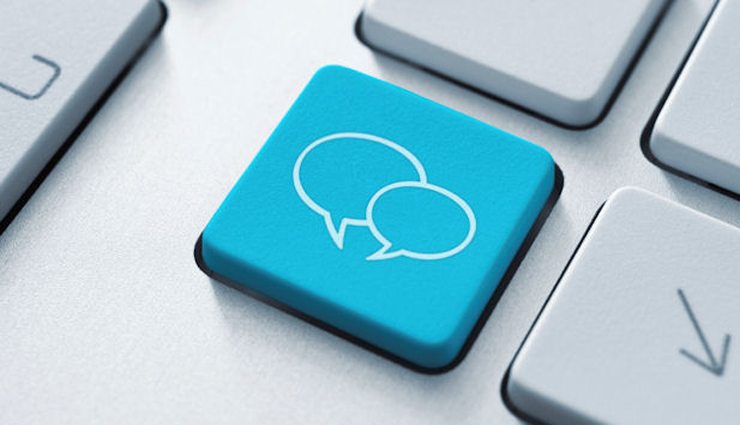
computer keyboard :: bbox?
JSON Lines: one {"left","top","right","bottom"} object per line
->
{"left": 1, "top": 0, "right": 737, "bottom": 424}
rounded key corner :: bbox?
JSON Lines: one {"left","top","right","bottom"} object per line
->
{"left": 406, "top": 349, "right": 462, "bottom": 374}
{"left": 313, "top": 64, "right": 355, "bottom": 79}
{"left": 607, "top": 186, "right": 653, "bottom": 204}
{"left": 500, "top": 366, "right": 535, "bottom": 424}
{"left": 383, "top": 337, "right": 470, "bottom": 375}
{"left": 353, "top": 10, "right": 388, "bottom": 55}
{"left": 639, "top": 100, "right": 676, "bottom": 177}
{"left": 542, "top": 162, "right": 564, "bottom": 208}
{"left": 193, "top": 233, "right": 215, "bottom": 278}
{"left": 154, "top": 0, "right": 171, "bottom": 28}
{"left": 406, "top": 335, "right": 481, "bottom": 374}
{"left": 353, "top": 11, "right": 370, "bottom": 46}
{"left": 544, "top": 104, "right": 609, "bottom": 131}
{"left": 552, "top": 161, "right": 564, "bottom": 185}
{"left": 642, "top": 130, "right": 676, "bottom": 173}
{"left": 406, "top": 325, "right": 471, "bottom": 368}
{"left": 501, "top": 376, "right": 571, "bottom": 425}
{"left": 532, "top": 148, "right": 558, "bottom": 180}
{"left": 307, "top": 65, "right": 375, "bottom": 95}
{"left": 640, "top": 111, "right": 740, "bottom": 202}
{"left": 639, "top": 113, "right": 661, "bottom": 164}
{"left": 547, "top": 82, "right": 614, "bottom": 129}
{"left": 496, "top": 136, "right": 561, "bottom": 196}
{"left": 501, "top": 361, "right": 561, "bottom": 425}
{"left": 193, "top": 229, "right": 234, "bottom": 281}
{"left": 355, "top": 319, "right": 478, "bottom": 374}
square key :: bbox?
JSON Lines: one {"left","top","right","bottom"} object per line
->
{"left": 506, "top": 188, "right": 740, "bottom": 424}
{"left": 198, "top": 66, "right": 557, "bottom": 371}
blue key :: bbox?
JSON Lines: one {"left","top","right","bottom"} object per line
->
{"left": 198, "top": 66, "right": 558, "bottom": 371}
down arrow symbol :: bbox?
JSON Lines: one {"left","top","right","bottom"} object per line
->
{"left": 677, "top": 288, "right": 731, "bottom": 377}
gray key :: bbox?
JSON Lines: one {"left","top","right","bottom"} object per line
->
{"left": 360, "top": 0, "right": 668, "bottom": 127}
{"left": 0, "top": 0, "right": 163, "bottom": 221}
{"left": 647, "top": 0, "right": 740, "bottom": 195}
{"left": 506, "top": 187, "right": 740, "bottom": 425}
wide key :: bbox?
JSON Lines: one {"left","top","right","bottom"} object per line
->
{"left": 360, "top": 0, "right": 668, "bottom": 127}
{"left": 0, "top": 0, "right": 164, "bottom": 221}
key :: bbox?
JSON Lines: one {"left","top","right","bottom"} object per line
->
{"left": 647, "top": 0, "right": 740, "bottom": 196}
{"left": 359, "top": 0, "right": 668, "bottom": 127}
{"left": 506, "top": 187, "right": 740, "bottom": 425}
{"left": 197, "top": 66, "right": 559, "bottom": 371}
{"left": 0, "top": 0, "right": 164, "bottom": 221}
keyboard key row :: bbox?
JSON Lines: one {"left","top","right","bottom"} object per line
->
{"left": 4, "top": 0, "right": 733, "bottom": 234}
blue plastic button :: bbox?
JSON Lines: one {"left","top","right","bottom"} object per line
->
{"left": 199, "top": 65, "right": 557, "bottom": 370}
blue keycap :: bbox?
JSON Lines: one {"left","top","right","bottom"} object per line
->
{"left": 199, "top": 66, "right": 557, "bottom": 370}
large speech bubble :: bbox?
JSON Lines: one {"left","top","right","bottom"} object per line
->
{"left": 365, "top": 181, "right": 476, "bottom": 261}
{"left": 293, "top": 132, "right": 427, "bottom": 249}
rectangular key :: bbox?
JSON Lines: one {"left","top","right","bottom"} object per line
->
{"left": 0, "top": 0, "right": 163, "bottom": 221}
{"left": 506, "top": 187, "right": 740, "bottom": 425}
{"left": 360, "top": 0, "right": 668, "bottom": 127}
{"left": 647, "top": 0, "right": 740, "bottom": 195}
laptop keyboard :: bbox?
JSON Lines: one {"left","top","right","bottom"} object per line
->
{"left": 1, "top": 0, "right": 737, "bottom": 424}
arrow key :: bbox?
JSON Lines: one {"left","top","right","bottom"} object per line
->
{"left": 505, "top": 187, "right": 740, "bottom": 425}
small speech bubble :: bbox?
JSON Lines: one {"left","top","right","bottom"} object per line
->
{"left": 293, "top": 132, "right": 427, "bottom": 249}
{"left": 365, "top": 181, "right": 476, "bottom": 261}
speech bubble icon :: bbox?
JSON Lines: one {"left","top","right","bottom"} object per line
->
{"left": 365, "top": 181, "right": 476, "bottom": 261}
{"left": 293, "top": 132, "right": 427, "bottom": 249}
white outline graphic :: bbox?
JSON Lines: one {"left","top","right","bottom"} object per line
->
{"left": 365, "top": 181, "right": 477, "bottom": 261}
{"left": 293, "top": 132, "right": 476, "bottom": 261}
{"left": 293, "top": 132, "right": 427, "bottom": 249}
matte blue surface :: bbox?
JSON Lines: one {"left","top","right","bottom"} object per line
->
{"left": 201, "top": 66, "right": 555, "bottom": 369}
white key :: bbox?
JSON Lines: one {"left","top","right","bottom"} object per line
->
{"left": 360, "top": 0, "right": 667, "bottom": 127}
{"left": 506, "top": 187, "right": 740, "bottom": 425}
{"left": 648, "top": 0, "right": 740, "bottom": 195}
{"left": 0, "top": 0, "right": 163, "bottom": 220}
